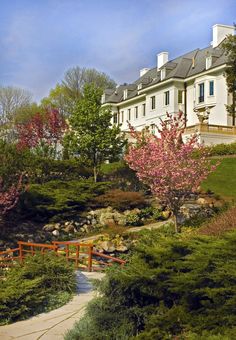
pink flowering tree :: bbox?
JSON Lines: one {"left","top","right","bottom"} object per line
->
{"left": 0, "top": 174, "right": 24, "bottom": 219}
{"left": 125, "top": 112, "right": 217, "bottom": 232}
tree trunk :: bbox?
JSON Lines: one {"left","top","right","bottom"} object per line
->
{"left": 173, "top": 214, "right": 181, "bottom": 233}
{"left": 93, "top": 166, "right": 97, "bottom": 183}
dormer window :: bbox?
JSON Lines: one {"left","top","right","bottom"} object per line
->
{"left": 206, "top": 56, "right": 212, "bottom": 70}
{"left": 160, "top": 68, "right": 166, "bottom": 81}
{"left": 123, "top": 89, "right": 128, "bottom": 100}
{"left": 138, "top": 83, "right": 142, "bottom": 90}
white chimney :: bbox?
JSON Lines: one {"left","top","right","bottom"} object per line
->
{"left": 212, "top": 24, "right": 235, "bottom": 48}
{"left": 157, "top": 52, "right": 168, "bottom": 70}
{"left": 140, "top": 68, "right": 150, "bottom": 77}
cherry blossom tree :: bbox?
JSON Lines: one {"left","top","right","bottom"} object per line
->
{"left": 16, "top": 109, "right": 67, "bottom": 158}
{"left": 125, "top": 112, "right": 217, "bottom": 232}
{"left": 0, "top": 174, "right": 23, "bottom": 218}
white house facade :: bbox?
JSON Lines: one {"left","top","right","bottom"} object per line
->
{"left": 102, "top": 24, "right": 236, "bottom": 145}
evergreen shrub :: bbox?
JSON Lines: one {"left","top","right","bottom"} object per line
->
{"left": 65, "top": 228, "right": 236, "bottom": 339}
{"left": 0, "top": 253, "right": 76, "bottom": 324}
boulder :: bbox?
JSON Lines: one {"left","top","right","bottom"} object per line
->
{"left": 52, "top": 229, "right": 60, "bottom": 237}
{"left": 99, "top": 241, "right": 116, "bottom": 253}
{"left": 63, "top": 225, "right": 74, "bottom": 233}
{"left": 43, "top": 224, "right": 55, "bottom": 232}
{"left": 196, "top": 197, "right": 208, "bottom": 205}
{"left": 116, "top": 244, "right": 128, "bottom": 252}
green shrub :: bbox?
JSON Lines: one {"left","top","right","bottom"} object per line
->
{"left": 126, "top": 213, "right": 142, "bottom": 226}
{"left": 65, "top": 229, "right": 236, "bottom": 339}
{"left": 19, "top": 179, "right": 112, "bottom": 221}
{"left": 94, "top": 189, "right": 146, "bottom": 211}
{"left": 207, "top": 142, "right": 236, "bottom": 156}
{"left": 0, "top": 253, "right": 76, "bottom": 324}
{"left": 100, "top": 161, "right": 147, "bottom": 192}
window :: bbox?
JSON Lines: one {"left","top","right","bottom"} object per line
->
{"left": 164, "top": 91, "right": 170, "bottom": 106}
{"left": 123, "top": 89, "right": 128, "bottom": 100}
{"left": 198, "top": 83, "right": 204, "bottom": 103}
{"left": 113, "top": 113, "right": 118, "bottom": 124}
{"left": 128, "top": 109, "right": 131, "bottom": 121}
{"left": 142, "top": 104, "right": 146, "bottom": 116}
{"left": 151, "top": 96, "right": 156, "bottom": 110}
{"left": 178, "top": 90, "right": 183, "bottom": 104}
{"left": 209, "top": 80, "right": 214, "bottom": 96}
{"left": 121, "top": 111, "right": 124, "bottom": 123}
{"left": 135, "top": 106, "right": 138, "bottom": 119}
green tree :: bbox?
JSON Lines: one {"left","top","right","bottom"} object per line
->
{"left": 41, "top": 84, "right": 74, "bottom": 117}
{"left": 65, "top": 84, "right": 125, "bottom": 182}
{"left": 222, "top": 27, "right": 236, "bottom": 125}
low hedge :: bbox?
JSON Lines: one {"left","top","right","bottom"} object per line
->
{"left": 0, "top": 253, "right": 76, "bottom": 325}
{"left": 207, "top": 142, "right": 236, "bottom": 156}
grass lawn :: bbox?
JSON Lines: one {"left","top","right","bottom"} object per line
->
{"left": 202, "top": 157, "right": 236, "bottom": 201}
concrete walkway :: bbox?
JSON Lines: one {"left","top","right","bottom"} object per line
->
{"left": 0, "top": 271, "right": 105, "bottom": 340}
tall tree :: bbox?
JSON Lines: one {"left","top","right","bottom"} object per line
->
{"left": 62, "top": 67, "right": 116, "bottom": 99}
{"left": 0, "top": 86, "right": 33, "bottom": 142}
{"left": 125, "top": 112, "right": 217, "bottom": 232}
{"left": 0, "top": 86, "right": 32, "bottom": 124}
{"left": 65, "top": 83, "right": 125, "bottom": 182}
{"left": 222, "top": 27, "right": 236, "bottom": 125}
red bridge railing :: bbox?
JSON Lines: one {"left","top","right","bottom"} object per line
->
{"left": 0, "top": 240, "right": 126, "bottom": 271}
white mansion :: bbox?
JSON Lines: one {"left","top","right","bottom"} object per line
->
{"left": 102, "top": 24, "right": 236, "bottom": 145}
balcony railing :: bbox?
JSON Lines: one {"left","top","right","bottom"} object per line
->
{"left": 184, "top": 123, "right": 236, "bottom": 135}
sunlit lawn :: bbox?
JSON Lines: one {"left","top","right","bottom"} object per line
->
{"left": 202, "top": 158, "right": 236, "bottom": 201}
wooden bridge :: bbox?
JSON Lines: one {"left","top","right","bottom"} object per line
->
{"left": 0, "top": 240, "right": 126, "bottom": 271}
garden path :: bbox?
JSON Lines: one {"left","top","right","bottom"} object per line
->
{"left": 0, "top": 271, "right": 104, "bottom": 340}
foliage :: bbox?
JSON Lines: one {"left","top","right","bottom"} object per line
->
{"left": 94, "top": 189, "right": 146, "bottom": 211}
{"left": 202, "top": 157, "right": 236, "bottom": 200}
{"left": 125, "top": 112, "right": 216, "bottom": 232}
{"left": 125, "top": 213, "right": 142, "bottom": 226}
{"left": 19, "top": 179, "right": 112, "bottom": 221}
{"left": 65, "top": 84, "right": 126, "bottom": 182}
{"left": 0, "top": 253, "right": 76, "bottom": 324}
{"left": 0, "top": 175, "right": 24, "bottom": 216}
{"left": 16, "top": 108, "right": 67, "bottom": 159}
{"left": 199, "top": 204, "right": 236, "bottom": 236}
{"left": 41, "top": 84, "right": 75, "bottom": 117}
{"left": 100, "top": 161, "right": 146, "bottom": 191}
{"left": 222, "top": 29, "right": 236, "bottom": 125}
{"left": 65, "top": 229, "right": 236, "bottom": 339}
{"left": 206, "top": 142, "right": 236, "bottom": 156}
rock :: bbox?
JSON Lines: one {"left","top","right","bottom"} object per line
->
{"left": 43, "top": 224, "right": 55, "bottom": 232}
{"left": 63, "top": 225, "right": 74, "bottom": 233}
{"left": 116, "top": 244, "right": 128, "bottom": 252}
{"left": 52, "top": 230, "right": 60, "bottom": 237}
{"left": 196, "top": 197, "right": 208, "bottom": 205}
{"left": 91, "top": 218, "right": 97, "bottom": 226}
{"left": 99, "top": 241, "right": 116, "bottom": 253}
{"left": 64, "top": 221, "right": 70, "bottom": 226}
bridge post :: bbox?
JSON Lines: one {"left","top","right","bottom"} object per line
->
{"left": 18, "top": 242, "right": 23, "bottom": 264}
{"left": 88, "top": 245, "right": 92, "bottom": 272}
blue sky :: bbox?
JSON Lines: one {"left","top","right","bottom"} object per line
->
{"left": 0, "top": 0, "right": 235, "bottom": 101}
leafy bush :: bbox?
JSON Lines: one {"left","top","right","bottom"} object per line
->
{"left": 19, "top": 179, "right": 112, "bottom": 221}
{"left": 126, "top": 213, "right": 142, "bottom": 226}
{"left": 65, "top": 229, "right": 236, "bottom": 339}
{"left": 100, "top": 161, "right": 147, "bottom": 192}
{"left": 207, "top": 142, "right": 236, "bottom": 156}
{"left": 94, "top": 189, "right": 146, "bottom": 211}
{"left": 0, "top": 253, "right": 76, "bottom": 324}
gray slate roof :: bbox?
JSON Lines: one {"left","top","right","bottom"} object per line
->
{"left": 104, "top": 44, "right": 227, "bottom": 104}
